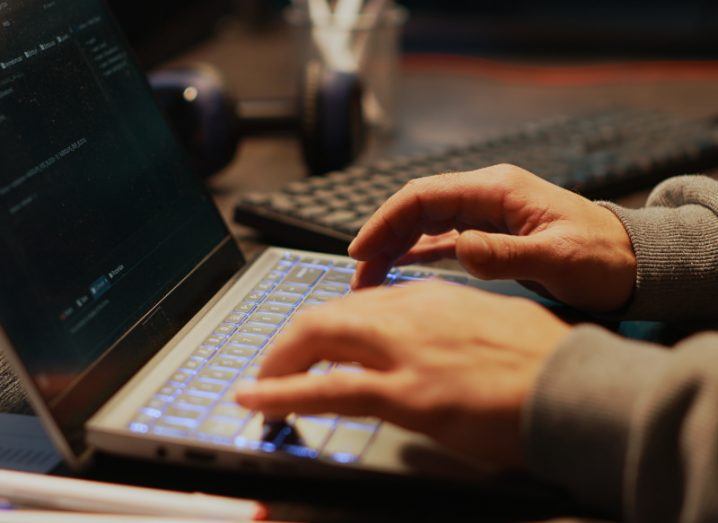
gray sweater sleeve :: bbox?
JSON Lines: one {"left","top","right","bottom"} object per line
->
{"left": 597, "top": 175, "right": 718, "bottom": 321}
{"left": 525, "top": 175, "right": 718, "bottom": 522}
{"left": 526, "top": 326, "right": 718, "bottom": 523}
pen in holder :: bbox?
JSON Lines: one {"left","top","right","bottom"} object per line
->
{"left": 286, "top": 0, "right": 408, "bottom": 134}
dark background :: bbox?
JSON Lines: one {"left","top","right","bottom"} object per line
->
{"left": 108, "top": 0, "right": 718, "bottom": 68}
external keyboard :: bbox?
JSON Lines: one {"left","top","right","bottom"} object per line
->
{"left": 234, "top": 107, "right": 718, "bottom": 253}
{"left": 128, "top": 253, "right": 470, "bottom": 464}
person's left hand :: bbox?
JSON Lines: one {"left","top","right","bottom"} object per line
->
{"left": 235, "top": 281, "right": 570, "bottom": 469}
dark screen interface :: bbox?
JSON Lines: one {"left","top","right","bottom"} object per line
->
{"left": 0, "top": 0, "right": 227, "bottom": 403}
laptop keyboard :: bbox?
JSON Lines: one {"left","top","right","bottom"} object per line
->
{"left": 128, "top": 253, "right": 469, "bottom": 464}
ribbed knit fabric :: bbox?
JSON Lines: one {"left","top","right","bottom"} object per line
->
{"left": 525, "top": 325, "right": 669, "bottom": 518}
{"left": 527, "top": 175, "right": 718, "bottom": 522}
{"left": 597, "top": 175, "right": 718, "bottom": 321}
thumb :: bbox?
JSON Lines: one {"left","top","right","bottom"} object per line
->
{"left": 455, "top": 230, "right": 550, "bottom": 281}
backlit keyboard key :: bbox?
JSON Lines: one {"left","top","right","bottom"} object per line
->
{"left": 234, "top": 302, "right": 256, "bottom": 314}
{"left": 292, "top": 416, "right": 335, "bottom": 451}
{"left": 199, "top": 368, "right": 238, "bottom": 383}
{"left": 284, "top": 265, "right": 325, "bottom": 285}
{"left": 177, "top": 394, "right": 214, "bottom": 408}
{"left": 212, "top": 402, "right": 252, "bottom": 420}
{"left": 322, "top": 423, "right": 376, "bottom": 461}
{"left": 212, "top": 357, "right": 249, "bottom": 370}
{"left": 188, "top": 381, "right": 225, "bottom": 396}
{"left": 264, "top": 271, "right": 285, "bottom": 282}
{"left": 316, "top": 283, "right": 349, "bottom": 294}
{"left": 239, "top": 323, "right": 277, "bottom": 337}
{"left": 193, "top": 346, "right": 216, "bottom": 359}
{"left": 249, "top": 312, "right": 285, "bottom": 326}
{"left": 155, "top": 416, "right": 195, "bottom": 431}
{"left": 229, "top": 333, "right": 267, "bottom": 347}
{"left": 276, "top": 283, "right": 310, "bottom": 295}
{"left": 133, "top": 412, "right": 156, "bottom": 426}
{"left": 221, "top": 345, "right": 258, "bottom": 359}
{"left": 253, "top": 280, "right": 276, "bottom": 292}
{"left": 245, "top": 292, "right": 265, "bottom": 302}
{"left": 322, "top": 270, "right": 353, "bottom": 284}
{"left": 170, "top": 371, "right": 191, "bottom": 384}
{"left": 266, "top": 292, "right": 302, "bottom": 306}
{"left": 203, "top": 335, "right": 225, "bottom": 347}
{"left": 214, "top": 323, "right": 237, "bottom": 336}
{"left": 164, "top": 406, "right": 204, "bottom": 421}
{"left": 307, "top": 292, "right": 341, "bottom": 303}
{"left": 272, "top": 260, "right": 295, "bottom": 272}
{"left": 258, "top": 303, "right": 292, "bottom": 315}
{"left": 300, "top": 256, "right": 332, "bottom": 267}
{"left": 145, "top": 397, "right": 168, "bottom": 411}
{"left": 158, "top": 385, "right": 180, "bottom": 398}
{"left": 224, "top": 313, "right": 247, "bottom": 325}
{"left": 236, "top": 414, "right": 265, "bottom": 445}
{"left": 182, "top": 359, "right": 202, "bottom": 371}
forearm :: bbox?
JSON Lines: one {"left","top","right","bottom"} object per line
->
{"left": 598, "top": 175, "right": 718, "bottom": 322}
{"left": 525, "top": 325, "right": 718, "bottom": 523}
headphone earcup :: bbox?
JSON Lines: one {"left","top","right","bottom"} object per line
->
{"left": 299, "top": 61, "right": 367, "bottom": 176}
{"left": 149, "top": 65, "right": 240, "bottom": 178}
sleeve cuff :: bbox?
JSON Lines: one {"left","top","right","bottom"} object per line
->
{"left": 523, "top": 325, "right": 669, "bottom": 516}
{"left": 597, "top": 201, "right": 718, "bottom": 322}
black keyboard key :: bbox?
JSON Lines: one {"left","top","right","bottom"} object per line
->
{"left": 236, "top": 108, "right": 718, "bottom": 254}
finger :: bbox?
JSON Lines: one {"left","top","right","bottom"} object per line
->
{"left": 455, "top": 229, "right": 551, "bottom": 281}
{"left": 348, "top": 169, "right": 509, "bottom": 263}
{"left": 395, "top": 231, "right": 459, "bottom": 266}
{"left": 235, "top": 371, "right": 391, "bottom": 418}
{"left": 351, "top": 253, "right": 394, "bottom": 290}
{"left": 259, "top": 303, "right": 395, "bottom": 379}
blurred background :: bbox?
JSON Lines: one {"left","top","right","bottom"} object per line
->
{"left": 103, "top": 0, "right": 718, "bottom": 230}
{"left": 111, "top": 0, "right": 718, "bottom": 68}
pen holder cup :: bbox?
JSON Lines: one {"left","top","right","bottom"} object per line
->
{"left": 284, "top": 4, "right": 408, "bottom": 134}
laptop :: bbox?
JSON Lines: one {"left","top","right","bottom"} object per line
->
{"left": 0, "top": 0, "right": 552, "bottom": 480}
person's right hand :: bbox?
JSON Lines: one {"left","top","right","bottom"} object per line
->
{"left": 349, "top": 164, "right": 637, "bottom": 313}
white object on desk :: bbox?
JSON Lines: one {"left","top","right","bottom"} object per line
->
{"left": 0, "top": 512, "right": 282, "bottom": 523}
{"left": 0, "top": 470, "right": 266, "bottom": 521}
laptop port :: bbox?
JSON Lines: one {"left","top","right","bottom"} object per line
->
{"left": 185, "top": 449, "right": 216, "bottom": 464}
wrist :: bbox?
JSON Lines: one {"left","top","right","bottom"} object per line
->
{"left": 595, "top": 204, "right": 638, "bottom": 311}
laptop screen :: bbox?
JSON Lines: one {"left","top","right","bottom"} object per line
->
{"left": 0, "top": 0, "right": 235, "bottom": 442}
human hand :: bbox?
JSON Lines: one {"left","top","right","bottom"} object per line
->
{"left": 349, "top": 164, "right": 637, "bottom": 313}
{"left": 235, "top": 281, "right": 570, "bottom": 468}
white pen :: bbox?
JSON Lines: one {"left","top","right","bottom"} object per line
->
{"left": 334, "top": 0, "right": 364, "bottom": 28}
{"left": 307, "top": 0, "right": 332, "bottom": 25}
{"left": 0, "top": 470, "right": 267, "bottom": 521}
